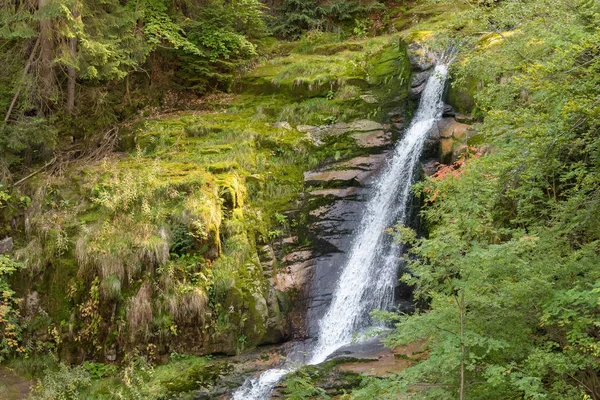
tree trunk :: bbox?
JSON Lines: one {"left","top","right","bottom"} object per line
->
{"left": 66, "top": 11, "right": 79, "bottom": 114}
{"left": 38, "top": 0, "right": 55, "bottom": 115}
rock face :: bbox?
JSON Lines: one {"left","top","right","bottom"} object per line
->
{"left": 407, "top": 43, "right": 436, "bottom": 72}
{"left": 407, "top": 42, "right": 436, "bottom": 100}
{"left": 436, "top": 117, "right": 481, "bottom": 163}
{"left": 0, "top": 237, "right": 13, "bottom": 254}
{"left": 438, "top": 118, "right": 470, "bottom": 139}
{"left": 298, "top": 119, "right": 387, "bottom": 147}
{"left": 275, "top": 120, "right": 412, "bottom": 344}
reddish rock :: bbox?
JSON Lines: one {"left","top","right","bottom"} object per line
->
{"left": 437, "top": 118, "right": 470, "bottom": 139}
{"left": 274, "top": 260, "right": 315, "bottom": 292}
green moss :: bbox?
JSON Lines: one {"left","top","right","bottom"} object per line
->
{"left": 11, "top": 32, "right": 414, "bottom": 363}
{"left": 207, "top": 161, "right": 240, "bottom": 174}
{"left": 447, "top": 73, "right": 479, "bottom": 113}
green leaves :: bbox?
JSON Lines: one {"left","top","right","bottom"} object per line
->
{"left": 355, "top": 1, "right": 600, "bottom": 398}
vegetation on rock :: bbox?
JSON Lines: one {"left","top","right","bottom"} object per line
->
{"left": 0, "top": 0, "right": 598, "bottom": 398}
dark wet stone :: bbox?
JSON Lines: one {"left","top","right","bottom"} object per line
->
{"left": 411, "top": 71, "right": 431, "bottom": 88}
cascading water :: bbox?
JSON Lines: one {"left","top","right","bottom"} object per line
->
{"left": 233, "top": 64, "right": 449, "bottom": 399}
{"left": 310, "top": 64, "right": 448, "bottom": 364}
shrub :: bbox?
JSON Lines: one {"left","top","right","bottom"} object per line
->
{"left": 30, "top": 363, "right": 91, "bottom": 400}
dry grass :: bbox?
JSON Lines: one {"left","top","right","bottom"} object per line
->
{"left": 76, "top": 218, "right": 170, "bottom": 282}
{"left": 15, "top": 237, "right": 44, "bottom": 275}
{"left": 127, "top": 283, "right": 153, "bottom": 340}
{"left": 166, "top": 287, "right": 209, "bottom": 325}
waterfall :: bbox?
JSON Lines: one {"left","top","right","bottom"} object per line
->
{"left": 232, "top": 64, "right": 449, "bottom": 399}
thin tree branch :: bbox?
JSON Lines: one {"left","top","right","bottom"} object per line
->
{"left": 4, "top": 36, "right": 41, "bottom": 123}
{"left": 12, "top": 157, "right": 56, "bottom": 186}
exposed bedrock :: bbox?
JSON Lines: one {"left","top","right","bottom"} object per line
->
{"left": 274, "top": 110, "right": 484, "bottom": 347}
{"left": 268, "top": 117, "right": 419, "bottom": 343}
{"left": 268, "top": 42, "right": 485, "bottom": 351}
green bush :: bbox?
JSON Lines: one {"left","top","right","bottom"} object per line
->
{"left": 31, "top": 363, "right": 92, "bottom": 400}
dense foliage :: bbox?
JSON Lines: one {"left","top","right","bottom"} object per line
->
{"left": 0, "top": 0, "right": 268, "bottom": 171}
{"left": 352, "top": 0, "right": 600, "bottom": 398}
{"left": 1, "top": 0, "right": 599, "bottom": 398}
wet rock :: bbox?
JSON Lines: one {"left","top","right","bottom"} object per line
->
{"left": 421, "top": 159, "right": 438, "bottom": 176}
{"left": 410, "top": 82, "right": 427, "bottom": 100}
{"left": 427, "top": 123, "right": 440, "bottom": 140}
{"left": 442, "top": 103, "right": 456, "bottom": 117}
{"left": 411, "top": 71, "right": 430, "bottom": 88}
{"left": 0, "top": 237, "right": 13, "bottom": 254}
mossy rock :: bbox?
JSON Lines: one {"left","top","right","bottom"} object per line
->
{"left": 446, "top": 74, "right": 479, "bottom": 114}
{"left": 312, "top": 42, "right": 364, "bottom": 55}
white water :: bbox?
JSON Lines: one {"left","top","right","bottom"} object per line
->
{"left": 232, "top": 64, "right": 448, "bottom": 399}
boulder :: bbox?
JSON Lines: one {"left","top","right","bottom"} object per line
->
{"left": 411, "top": 71, "right": 430, "bottom": 88}
{"left": 455, "top": 114, "right": 479, "bottom": 124}
{"left": 427, "top": 123, "right": 440, "bottom": 140}
{"left": 446, "top": 75, "right": 479, "bottom": 113}
{"left": 337, "top": 153, "right": 388, "bottom": 170}
{"left": 298, "top": 120, "right": 385, "bottom": 146}
{"left": 304, "top": 153, "right": 389, "bottom": 188}
{"left": 437, "top": 118, "right": 470, "bottom": 139}
{"left": 442, "top": 104, "right": 456, "bottom": 117}
{"left": 407, "top": 43, "right": 435, "bottom": 71}
{"left": 410, "top": 82, "right": 427, "bottom": 100}
{"left": 330, "top": 119, "right": 383, "bottom": 134}
{"left": 303, "top": 169, "right": 368, "bottom": 187}
{"left": 0, "top": 237, "right": 13, "bottom": 254}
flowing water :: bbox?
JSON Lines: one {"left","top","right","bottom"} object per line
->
{"left": 232, "top": 64, "right": 449, "bottom": 399}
